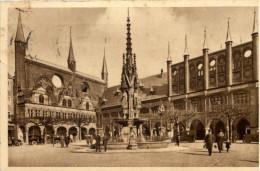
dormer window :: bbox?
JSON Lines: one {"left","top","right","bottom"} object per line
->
{"left": 68, "top": 99, "right": 72, "bottom": 107}
{"left": 62, "top": 99, "right": 67, "bottom": 107}
{"left": 39, "top": 95, "right": 44, "bottom": 104}
{"left": 86, "top": 102, "right": 90, "bottom": 110}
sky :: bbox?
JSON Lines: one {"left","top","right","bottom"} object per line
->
{"left": 8, "top": 7, "right": 258, "bottom": 87}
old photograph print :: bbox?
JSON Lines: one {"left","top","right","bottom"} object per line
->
{"left": 7, "top": 6, "right": 259, "bottom": 167}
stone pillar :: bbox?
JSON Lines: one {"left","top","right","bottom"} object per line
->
{"left": 167, "top": 59, "right": 172, "bottom": 97}
{"left": 203, "top": 48, "right": 209, "bottom": 90}
{"left": 25, "top": 125, "right": 29, "bottom": 143}
{"left": 252, "top": 32, "right": 259, "bottom": 81}
{"left": 184, "top": 55, "right": 190, "bottom": 94}
{"left": 226, "top": 118, "right": 230, "bottom": 140}
{"left": 226, "top": 40, "right": 233, "bottom": 86}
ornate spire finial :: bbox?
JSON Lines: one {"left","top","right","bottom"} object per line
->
{"left": 203, "top": 26, "right": 208, "bottom": 49}
{"left": 102, "top": 38, "right": 108, "bottom": 74}
{"left": 252, "top": 9, "right": 258, "bottom": 34}
{"left": 15, "top": 12, "right": 25, "bottom": 42}
{"left": 184, "top": 34, "right": 189, "bottom": 56}
{"left": 167, "top": 41, "right": 172, "bottom": 61}
{"left": 226, "top": 18, "right": 232, "bottom": 42}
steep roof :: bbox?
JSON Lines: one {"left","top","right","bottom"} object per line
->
{"left": 15, "top": 12, "right": 25, "bottom": 42}
{"left": 101, "top": 72, "right": 167, "bottom": 108}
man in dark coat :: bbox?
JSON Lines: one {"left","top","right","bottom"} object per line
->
{"left": 65, "top": 135, "right": 70, "bottom": 148}
{"left": 103, "top": 134, "right": 109, "bottom": 152}
{"left": 95, "top": 133, "right": 101, "bottom": 152}
{"left": 216, "top": 130, "right": 224, "bottom": 153}
{"left": 204, "top": 129, "right": 215, "bottom": 156}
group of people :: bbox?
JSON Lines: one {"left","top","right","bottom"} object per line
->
{"left": 204, "top": 129, "right": 231, "bottom": 156}
{"left": 85, "top": 133, "right": 109, "bottom": 152}
{"left": 60, "top": 135, "right": 71, "bottom": 148}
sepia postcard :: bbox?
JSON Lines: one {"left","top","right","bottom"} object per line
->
{"left": 0, "top": 1, "right": 259, "bottom": 171}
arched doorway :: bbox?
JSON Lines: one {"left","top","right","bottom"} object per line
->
{"left": 57, "top": 127, "right": 66, "bottom": 137}
{"left": 44, "top": 126, "right": 54, "bottom": 143}
{"left": 89, "top": 128, "right": 96, "bottom": 136}
{"left": 237, "top": 118, "right": 250, "bottom": 140}
{"left": 69, "top": 127, "right": 78, "bottom": 141}
{"left": 81, "top": 127, "right": 87, "bottom": 140}
{"left": 29, "top": 126, "right": 41, "bottom": 143}
{"left": 190, "top": 120, "right": 205, "bottom": 140}
{"left": 215, "top": 120, "right": 226, "bottom": 133}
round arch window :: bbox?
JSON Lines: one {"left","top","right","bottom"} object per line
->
{"left": 197, "top": 63, "right": 203, "bottom": 70}
{"left": 210, "top": 60, "right": 216, "bottom": 66}
{"left": 244, "top": 50, "right": 252, "bottom": 58}
{"left": 52, "top": 75, "right": 62, "bottom": 88}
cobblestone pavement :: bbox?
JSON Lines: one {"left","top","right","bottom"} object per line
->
{"left": 8, "top": 140, "right": 259, "bottom": 167}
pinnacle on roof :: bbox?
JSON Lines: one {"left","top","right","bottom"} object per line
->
{"left": 203, "top": 27, "right": 208, "bottom": 49}
{"left": 126, "top": 8, "right": 132, "bottom": 55}
{"left": 167, "top": 41, "right": 172, "bottom": 61}
{"left": 67, "top": 27, "right": 75, "bottom": 62}
{"left": 102, "top": 38, "right": 108, "bottom": 74}
{"left": 226, "top": 18, "right": 232, "bottom": 42}
{"left": 252, "top": 9, "right": 258, "bottom": 34}
{"left": 15, "top": 12, "right": 25, "bottom": 42}
{"left": 184, "top": 34, "right": 189, "bottom": 56}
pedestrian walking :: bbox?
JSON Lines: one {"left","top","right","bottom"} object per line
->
{"left": 103, "top": 134, "right": 109, "bottom": 152}
{"left": 86, "top": 134, "right": 90, "bottom": 146}
{"left": 90, "top": 134, "right": 93, "bottom": 146}
{"left": 204, "top": 129, "right": 215, "bottom": 156}
{"left": 176, "top": 134, "right": 180, "bottom": 146}
{"left": 95, "top": 133, "right": 101, "bottom": 152}
{"left": 60, "top": 135, "right": 65, "bottom": 148}
{"left": 216, "top": 130, "right": 224, "bottom": 153}
{"left": 226, "top": 139, "right": 231, "bottom": 152}
{"left": 65, "top": 135, "right": 70, "bottom": 148}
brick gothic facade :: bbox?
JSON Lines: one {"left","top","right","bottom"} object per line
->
{"left": 100, "top": 12, "right": 259, "bottom": 141}
{"left": 11, "top": 11, "right": 259, "bottom": 143}
{"left": 12, "top": 13, "right": 107, "bottom": 143}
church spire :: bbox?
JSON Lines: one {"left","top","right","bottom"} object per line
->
{"left": 203, "top": 27, "right": 208, "bottom": 49}
{"left": 226, "top": 18, "right": 232, "bottom": 42}
{"left": 102, "top": 38, "right": 108, "bottom": 74}
{"left": 67, "top": 27, "right": 76, "bottom": 72}
{"left": 252, "top": 9, "right": 258, "bottom": 34}
{"left": 167, "top": 42, "right": 172, "bottom": 61}
{"left": 184, "top": 34, "right": 189, "bottom": 56}
{"left": 101, "top": 38, "right": 108, "bottom": 86}
{"left": 15, "top": 12, "right": 25, "bottom": 42}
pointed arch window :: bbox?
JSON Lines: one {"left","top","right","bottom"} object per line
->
{"left": 62, "top": 99, "right": 67, "bottom": 107}
{"left": 86, "top": 102, "right": 90, "bottom": 110}
{"left": 68, "top": 99, "right": 72, "bottom": 108}
{"left": 39, "top": 95, "right": 44, "bottom": 104}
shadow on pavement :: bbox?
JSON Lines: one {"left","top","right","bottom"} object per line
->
{"left": 180, "top": 152, "right": 209, "bottom": 156}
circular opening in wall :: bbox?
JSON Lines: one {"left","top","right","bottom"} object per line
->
{"left": 210, "top": 60, "right": 216, "bottom": 66}
{"left": 52, "top": 75, "right": 62, "bottom": 88}
{"left": 244, "top": 50, "right": 252, "bottom": 58}
{"left": 197, "top": 63, "right": 203, "bottom": 70}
